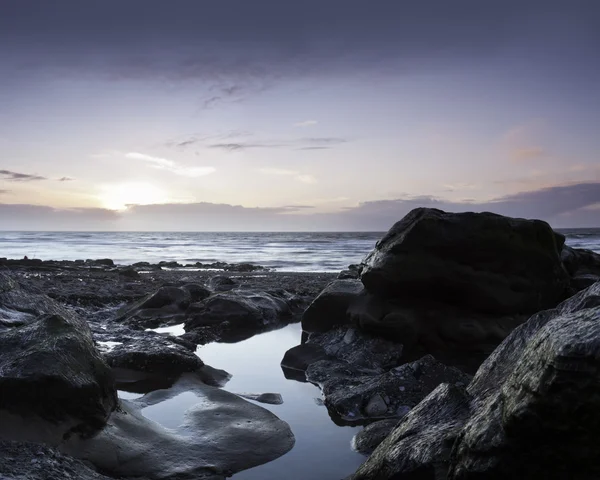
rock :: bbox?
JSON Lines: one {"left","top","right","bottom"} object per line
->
{"left": 117, "top": 285, "right": 192, "bottom": 328}
{"left": 238, "top": 393, "right": 284, "bottom": 405}
{"left": 0, "top": 272, "right": 76, "bottom": 329}
{"left": 307, "top": 354, "right": 470, "bottom": 422}
{"left": 338, "top": 264, "right": 362, "bottom": 279}
{"left": 361, "top": 208, "right": 569, "bottom": 314}
{"left": 101, "top": 334, "right": 203, "bottom": 378}
{"left": 302, "top": 279, "right": 363, "bottom": 332}
{"left": 119, "top": 267, "right": 140, "bottom": 279}
{"left": 208, "top": 275, "right": 237, "bottom": 292}
{"left": 306, "top": 326, "right": 404, "bottom": 371}
{"left": 86, "top": 258, "right": 114, "bottom": 267}
{"left": 184, "top": 290, "right": 294, "bottom": 343}
{"left": 449, "top": 284, "right": 600, "bottom": 479}
{"left": 352, "top": 281, "right": 600, "bottom": 480}
{"left": 0, "top": 440, "right": 117, "bottom": 480}
{"left": 158, "top": 261, "right": 182, "bottom": 268}
{"left": 62, "top": 375, "right": 295, "bottom": 480}
{"left": 352, "top": 419, "right": 402, "bottom": 455}
{"left": 181, "top": 283, "right": 212, "bottom": 302}
{"left": 0, "top": 312, "right": 117, "bottom": 439}
{"left": 352, "top": 383, "right": 471, "bottom": 479}
{"left": 281, "top": 343, "right": 331, "bottom": 381}
{"left": 348, "top": 291, "right": 525, "bottom": 373}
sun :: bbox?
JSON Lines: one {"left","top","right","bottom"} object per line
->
{"left": 98, "top": 182, "right": 169, "bottom": 210}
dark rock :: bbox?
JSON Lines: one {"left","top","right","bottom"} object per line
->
{"left": 307, "top": 353, "right": 470, "bottom": 422}
{"left": 352, "top": 419, "right": 402, "bottom": 455}
{"left": 158, "top": 261, "right": 182, "bottom": 268}
{"left": 281, "top": 343, "right": 331, "bottom": 381}
{"left": 302, "top": 279, "right": 363, "bottom": 333}
{"left": 101, "top": 334, "right": 203, "bottom": 378}
{"left": 119, "top": 267, "right": 140, "bottom": 279}
{"left": 0, "top": 440, "right": 117, "bottom": 480}
{"left": 86, "top": 258, "right": 114, "bottom": 267}
{"left": 352, "top": 383, "right": 471, "bottom": 479}
{"left": 353, "top": 281, "right": 600, "bottom": 480}
{"left": 338, "top": 264, "right": 362, "bottom": 279}
{"left": 449, "top": 284, "right": 600, "bottom": 480}
{"left": 0, "top": 311, "right": 117, "bottom": 438}
{"left": 181, "top": 283, "right": 212, "bottom": 302}
{"left": 208, "top": 275, "right": 237, "bottom": 292}
{"left": 348, "top": 291, "right": 525, "bottom": 373}
{"left": 184, "top": 290, "right": 294, "bottom": 342}
{"left": 117, "top": 286, "right": 192, "bottom": 328}
{"left": 361, "top": 208, "right": 569, "bottom": 314}
{"left": 238, "top": 392, "right": 284, "bottom": 405}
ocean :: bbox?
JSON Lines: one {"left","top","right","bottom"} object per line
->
{"left": 1, "top": 229, "right": 599, "bottom": 272}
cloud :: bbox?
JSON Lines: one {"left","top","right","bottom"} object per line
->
{"left": 208, "top": 143, "right": 282, "bottom": 151}
{"left": 511, "top": 146, "right": 546, "bottom": 162}
{"left": 125, "top": 152, "right": 215, "bottom": 177}
{"left": 0, "top": 170, "right": 47, "bottom": 182}
{"left": 294, "top": 120, "right": 318, "bottom": 127}
{"left": 259, "top": 168, "right": 317, "bottom": 184}
{"left": 0, "top": 204, "right": 120, "bottom": 231}
{"left": 58, "top": 176, "right": 75, "bottom": 182}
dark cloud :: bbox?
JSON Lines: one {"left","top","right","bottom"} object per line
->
{"left": 57, "top": 176, "right": 74, "bottom": 182}
{"left": 0, "top": 204, "right": 119, "bottom": 230}
{"left": 0, "top": 170, "right": 47, "bottom": 182}
{"left": 3, "top": 1, "right": 598, "bottom": 89}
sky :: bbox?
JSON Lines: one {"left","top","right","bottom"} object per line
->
{"left": 1, "top": 0, "right": 599, "bottom": 230}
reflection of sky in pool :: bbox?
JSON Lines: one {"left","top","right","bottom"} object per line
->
{"left": 136, "top": 323, "right": 366, "bottom": 479}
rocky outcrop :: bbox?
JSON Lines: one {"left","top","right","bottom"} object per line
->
{"left": 292, "top": 209, "right": 600, "bottom": 378}
{"left": 352, "top": 281, "right": 600, "bottom": 480}
{"left": 307, "top": 353, "right": 469, "bottom": 423}
{"left": 0, "top": 275, "right": 117, "bottom": 440}
{"left": 361, "top": 208, "right": 569, "bottom": 313}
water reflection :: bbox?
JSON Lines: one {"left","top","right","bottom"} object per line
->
{"left": 198, "top": 323, "right": 365, "bottom": 480}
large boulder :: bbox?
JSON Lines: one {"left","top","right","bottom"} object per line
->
{"left": 101, "top": 334, "right": 203, "bottom": 378}
{"left": 0, "top": 313, "right": 118, "bottom": 440}
{"left": 352, "top": 281, "right": 600, "bottom": 480}
{"left": 0, "top": 274, "right": 117, "bottom": 439}
{"left": 361, "top": 208, "right": 569, "bottom": 314}
{"left": 184, "top": 290, "right": 296, "bottom": 343}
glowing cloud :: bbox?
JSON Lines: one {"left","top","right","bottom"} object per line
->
{"left": 125, "top": 152, "right": 215, "bottom": 177}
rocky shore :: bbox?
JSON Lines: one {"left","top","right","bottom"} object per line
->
{"left": 1, "top": 207, "right": 600, "bottom": 479}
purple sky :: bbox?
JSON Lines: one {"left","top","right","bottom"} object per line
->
{"left": 1, "top": 0, "right": 599, "bottom": 230}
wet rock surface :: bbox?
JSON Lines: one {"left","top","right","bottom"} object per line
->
{"left": 353, "top": 281, "right": 600, "bottom": 480}
{"left": 352, "top": 419, "right": 403, "bottom": 455}
{"left": 63, "top": 375, "right": 295, "bottom": 480}
{"left": 307, "top": 352, "right": 470, "bottom": 422}
{"left": 0, "top": 441, "right": 120, "bottom": 480}
{"left": 0, "top": 273, "right": 117, "bottom": 439}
